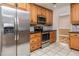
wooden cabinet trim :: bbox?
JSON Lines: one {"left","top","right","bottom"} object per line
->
{"left": 0, "top": 3, "right": 16, "bottom": 8}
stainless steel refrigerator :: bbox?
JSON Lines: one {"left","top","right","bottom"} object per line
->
{"left": 0, "top": 4, "right": 30, "bottom": 56}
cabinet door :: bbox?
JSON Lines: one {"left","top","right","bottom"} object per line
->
{"left": 7, "top": 3, "right": 16, "bottom": 7}
{"left": 46, "top": 9, "right": 49, "bottom": 25}
{"left": 49, "top": 11, "right": 53, "bottom": 25}
{"left": 71, "top": 4, "right": 79, "bottom": 24}
{"left": 70, "top": 34, "right": 79, "bottom": 50}
{"left": 41, "top": 8, "right": 46, "bottom": 16}
{"left": 46, "top": 10, "right": 52, "bottom": 25}
{"left": 26, "top": 3, "right": 31, "bottom": 11}
{"left": 50, "top": 31, "right": 56, "bottom": 43}
{"left": 37, "top": 6, "right": 42, "bottom": 16}
{"left": 30, "top": 4, "right": 37, "bottom": 25}
{"left": 18, "top": 3, "right": 26, "bottom": 10}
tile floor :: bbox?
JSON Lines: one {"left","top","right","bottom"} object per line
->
{"left": 31, "top": 42, "right": 79, "bottom": 56}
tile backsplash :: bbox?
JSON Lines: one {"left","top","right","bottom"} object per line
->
{"left": 71, "top": 25, "right": 79, "bottom": 32}
{"left": 30, "top": 26, "right": 34, "bottom": 32}
{"left": 30, "top": 25, "right": 53, "bottom": 32}
{"left": 43, "top": 26, "right": 53, "bottom": 31}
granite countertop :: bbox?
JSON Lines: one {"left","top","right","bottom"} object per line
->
{"left": 30, "top": 30, "right": 56, "bottom": 34}
{"left": 30, "top": 32, "right": 41, "bottom": 34}
{"left": 69, "top": 32, "right": 79, "bottom": 33}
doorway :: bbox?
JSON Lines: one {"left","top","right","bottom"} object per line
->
{"left": 58, "top": 15, "right": 70, "bottom": 47}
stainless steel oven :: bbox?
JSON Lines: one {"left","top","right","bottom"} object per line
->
{"left": 42, "top": 32, "right": 50, "bottom": 48}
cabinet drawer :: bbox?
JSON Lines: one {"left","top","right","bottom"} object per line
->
{"left": 30, "top": 33, "right": 41, "bottom": 38}
{"left": 30, "top": 38, "right": 41, "bottom": 43}
{"left": 30, "top": 35, "right": 41, "bottom": 38}
{"left": 70, "top": 33, "right": 79, "bottom": 37}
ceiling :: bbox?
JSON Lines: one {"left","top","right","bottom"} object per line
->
{"left": 35, "top": 3, "right": 70, "bottom": 10}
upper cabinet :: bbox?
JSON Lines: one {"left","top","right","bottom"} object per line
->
{"left": 30, "top": 4, "right": 38, "bottom": 25}
{"left": 17, "top": 3, "right": 27, "bottom": 10}
{"left": 16, "top": 3, "right": 53, "bottom": 26}
{"left": 26, "top": 3, "right": 31, "bottom": 11}
{"left": 41, "top": 8, "right": 46, "bottom": 16}
{"left": 71, "top": 3, "right": 79, "bottom": 25}
{"left": 37, "top": 6, "right": 42, "bottom": 16}
{"left": 49, "top": 10, "right": 53, "bottom": 25}
{"left": 46, "top": 9, "right": 53, "bottom": 26}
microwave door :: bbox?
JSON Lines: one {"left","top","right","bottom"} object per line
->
{"left": 37, "top": 16, "right": 46, "bottom": 24}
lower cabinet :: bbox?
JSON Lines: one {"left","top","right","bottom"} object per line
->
{"left": 30, "top": 31, "right": 56, "bottom": 52}
{"left": 50, "top": 31, "right": 56, "bottom": 44}
{"left": 30, "top": 33, "right": 42, "bottom": 52}
{"left": 69, "top": 33, "right": 79, "bottom": 50}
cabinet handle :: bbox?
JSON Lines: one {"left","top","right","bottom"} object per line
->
{"left": 74, "top": 34, "right": 79, "bottom": 36}
{"left": 32, "top": 41, "right": 34, "bottom": 42}
{"left": 74, "top": 35, "right": 77, "bottom": 36}
{"left": 70, "top": 35, "right": 79, "bottom": 37}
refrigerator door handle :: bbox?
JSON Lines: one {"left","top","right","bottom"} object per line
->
{"left": 17, "top": 34, "right": 19, "bottom": 40}
{"left": 15, "top": 34, "right": 17, "bottom": 40}
{"left": 15, "top": 34, "right": 19, "bottom": 40}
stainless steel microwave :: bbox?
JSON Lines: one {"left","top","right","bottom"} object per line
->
{"left": 37, "top": 16, "right": 46, "bottom": 25}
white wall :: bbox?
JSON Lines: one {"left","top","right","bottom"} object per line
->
{"left": 59, "top": 15, "right": 70, "bottom": 29}
{"left": 53, "top": 4, "right": 70, "bottom": 30}
{"left": 52, "top": 4, "right": 71, "bottom": 42}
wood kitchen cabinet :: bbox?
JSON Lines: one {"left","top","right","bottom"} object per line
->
{"left": 46, "top": 10, "right": 49, "bottom": 25}
{"left": 30, "top": 4, "right": 38, "bottom": 25}
{"left": 17, "top": 3, "right": 27, "bottom": 10}
{"left": 37, "top": 6, "right": 42, "bottom": 16}
{"left": 41, "top": 8, "right": 46, "bottom": 16}
{"left": 46, "top": 9, "right": 53, "bottom": 26}
{"left": 49, "top": 10, "right": 53, "bottom": 25}
{"left": 69, "top": 33, "right": 79, "bottom": 50}
{"left": 50, "top": 31, "right": 56, "bottom": 44}
{"left": 26, "top": 3, "right": 31, "bottom": 11}
{"left": 30, "top": 33, "right": 42, "bottom": 52}
{"left": 71, "top": 3, "right": 79, "bottom": 25}
{"left": 17, "top": 3, "right": 53, "bottom": 26}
